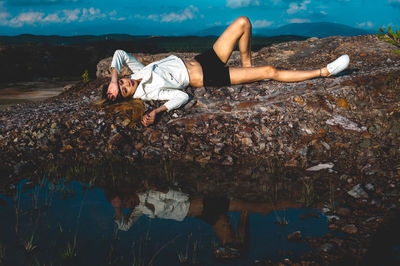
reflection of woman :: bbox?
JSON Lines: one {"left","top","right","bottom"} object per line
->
{"left": 105, "top": 187, "right": 300, "bottom": 259}
{"left": 102, "top": 16, "right": 350, "bottom": 126}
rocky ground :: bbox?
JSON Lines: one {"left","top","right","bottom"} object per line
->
{"left": 1, "top": 34, "right": 400, "bottom": 265}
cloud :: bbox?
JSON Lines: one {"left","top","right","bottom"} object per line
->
{"left": 1, "top": 6, "right": 109, "bottom": 27}
{"left": 253, "top": 19, "right": 273, "bottom": 28}
{"left": 356, "top": 21, "right": 374, "bottom": 28}
{"left": 79, "top": 7, "right": 105, "bottom": 22}
{"left": 286, "top": 0, "right": 311, "bottom": 14}
{"left": 136, "top": 5, "right": 199, "bottom": 23}
{"left": 63, "top": 8, "right": 79, "bottom": 22}
{"left": 0, "top": 1, "right": 10, "bottom": 23}
{"left": 226, "top": 0, "right": 259, "bottom": 8}
{"left": 6, "top": 0, "right": 81, "bottom": 6}
{"left": 289, "top": 18, "right": 311, "bottom": 23}
{"left": 160, "top": 5, "right": 199, "bottom": 22}
{"left": 8, "top": 11, "right": 44, "bottom": 27}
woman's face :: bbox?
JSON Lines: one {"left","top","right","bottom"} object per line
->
{"left": 119, "top": 78, "right": 139, "bottom": 98}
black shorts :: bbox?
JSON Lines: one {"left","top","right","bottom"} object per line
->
{"left": 197, "top": 196, "right": 230, "bottom": 226}
{"left": 194, "top": 48, "right": 231, "bottom": 87}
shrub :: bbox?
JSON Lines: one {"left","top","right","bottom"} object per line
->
{"left": 377, "top": 26, "right": 400, "bottom": 53}
{"left": 81, "top": 69, "right": 89, "bottom": 83}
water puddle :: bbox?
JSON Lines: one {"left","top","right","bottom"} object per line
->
{"left": 0, "top": 80, "right": 76, "bottom": 106}
{"left": 0, "top": 174, "right": 330, "bottom": 265}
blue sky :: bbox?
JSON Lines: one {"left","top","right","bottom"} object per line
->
{"left": 0, "top": 0, "right": 399, "bottom": 35}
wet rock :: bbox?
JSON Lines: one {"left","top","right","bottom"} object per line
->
{"left": 326, "top": 215, "right": 340, "bottom": 222}
{"left": 336, "top": 207, "right": 352, "bottom": 217}
{"left": 319, "top": 243, "right": 334, "bottom": 252}
{"left": 347, "top": 184, "right": 369, "bottom": 199}
{"left": 287, "top": 231, "right": 302, "bottom": 241}
{"left": 342, "top": 224, "right": 358, "bottom": 234}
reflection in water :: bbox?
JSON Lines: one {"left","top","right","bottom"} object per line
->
{"left": 0, "top": 176, "right": 329, "bottom": 265}
{"left": 106, "top": 187, "right": 301, "bottom": 260}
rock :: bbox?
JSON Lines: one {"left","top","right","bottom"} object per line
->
{"left": 241, "top": 137, "right": 253, "bottom": 146}
{"left": 108, "top": 133, "right": 124, "bottom": 146}
{"left": 336, "top": 98, "right": 350, "bottom": 110}
{"left": 222, "top": 156, "right": 234, "bottom": 165}
{"left": 365, "top": 183, "right": 375, "bottom": 191}
{"left": 194, "top": 87, "right": 206, "bottom": 97}
{"left": 336, "top": 207, "right": 352, "bottom": 217}
{"left": 326, "top": 215, "right": 340, "bottom": 222}
{"left": 149, "top": 130, "right": 162, "bottom": 143}
{"left": 347, "top": 184, "right": 369, "bottom": 199}
{"left": 342, "top": 224, "right": 358, "bottom": 234}
{"left": 319, "top": 243, "right": 334, "bottom": 252}
{"left": 2, "top": 34, "right": 400, "bottom": 183}
{"left": 287, "top": 231, "right": 302, "bottom": 241}
{"left": 63, "top": 84, "right": 75, "bottom": 92}
{"left": 306, "top": 162, "right": 334, "bottom": 171}
{"left": 326, "top": 114, "right": 367, "bottom": 132}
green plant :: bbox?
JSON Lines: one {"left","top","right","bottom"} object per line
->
{"left": 177, "top": 233, "right": 191, "bottom": 263}
{"left": 301, "top": 178, "right": 314, "bottom": 207}
{"left": 81, "top": 69, "right": 90, "bottom": 83}
{"left": 24, "top": 234, "right": 37, "bottom": 254}
{"left": 274, "top": 210, "right": 289, "bottom": 225}
{"left": 62, "top": 233, "right": 77, "bottom": 259}
{"left": 328, "top": 177, "right": 336, "bottom": 212}
{"left": 377, "top": 26, "right": 400, "bottom": 53}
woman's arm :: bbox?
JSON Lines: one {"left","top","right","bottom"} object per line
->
{"left": 141, "top": 105, "right": 167, "bottom": 127}
{"left": 107, "top": 68, "right": 119, "bottom": 101}
{"left": 141, "top": 90, "right": 189, "bottom": 127}
{"left": 107, "top": 50, "right": 145, "bottom": 101}
{"left": 111, "top": 49, "right": 144, "bottom": 74}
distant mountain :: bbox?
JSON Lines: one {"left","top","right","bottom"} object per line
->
{"left": 192, "top": 26, "right": 227, "bottom": 37}
{"left": 194, "top": 22, "right": 376, "bottom": 38}
{"left": 0, "top": 34, "right": 146, "bottom": 45}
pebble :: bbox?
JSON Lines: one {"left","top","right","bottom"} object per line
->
{"left": 319, "top": 243, "right": 334, "bottom": 252}
{"left": 336, "top": 207, "right": 352, "bottom": 217}
{"left": 365, "top": 183, "right": 375, "bottom": 191}
{"left": 347, "top": 184, "right": 369, "bottom": 199}
{"left": 342, "top": 224, "right": 358, "bottom": 234}
{"left": 287, "top": 231, "right": 302, "bottom": 241}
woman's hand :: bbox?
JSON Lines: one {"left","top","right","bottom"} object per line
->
{"left": 107, "top": 81, "right": 119, "bottom": 101}
{"left": 141, "top": 105, "right": 168, "bottom": 127}
{"left": 141, "top": 110, "right": 157, "bottom": 127}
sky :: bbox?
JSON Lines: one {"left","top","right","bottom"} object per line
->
{"left": 0, "top": 0, "right": 399, "bottom": 36}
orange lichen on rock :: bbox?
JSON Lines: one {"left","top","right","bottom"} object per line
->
{"left": 337, "top": 98, "right": 350, "bottom": 110}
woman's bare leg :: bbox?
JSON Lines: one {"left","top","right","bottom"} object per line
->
{"left": 229, "top": 65, "right": 330, "bottom": 85}
{"left": 213, "top": 16, "right": 252, "bottom": 67}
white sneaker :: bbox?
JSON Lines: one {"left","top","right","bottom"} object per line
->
{"left": 327, "top": 55, "right": 350, "bottom": 76}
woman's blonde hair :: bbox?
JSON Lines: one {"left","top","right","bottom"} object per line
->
{"left": 93, "top": 83, "right": 144, "bottom": 128}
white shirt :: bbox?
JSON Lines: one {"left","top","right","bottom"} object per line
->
{"left": 110, "top": 49, "right": 190, "bottom": 111}
{"left": 114, "top": 189, "right": 190, "bottom": 231}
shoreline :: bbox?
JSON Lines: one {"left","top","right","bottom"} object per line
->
{"left": 0, "top": 80, "right": 77, "bottom": 105}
